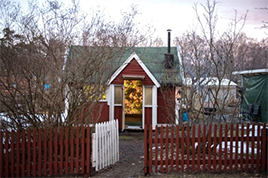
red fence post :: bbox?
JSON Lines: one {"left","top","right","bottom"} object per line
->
{"left": 207, "top": 124, "right": 212, "bottom": 172}
{"left": 21, "top": 130, "right": 26, "bottom": 177}
{"left": 27, "top": 129, "right": 31, "bottom": 177}
{"left": 0, "top": 131, "right": 3, "bottom": 178}
{"left": 165, "top": 126, "right": 168, "bottom": 173}
{"left": 186, "top": 125, "right": 190, "bottom": 172}
{"left": 65, "top": 127, "right": 69, "bottom": 175}
{"left": 261, "top": 123, "right": 267, "bottom": 172}
{"left": 202, "top": 124, "right": 206, "bottom": 172}
{"left": 224, "top": 124, "right": 228, "bottom": 172}
{"left": 54, "top": 127, "right": 58, "bottom": 175}
{"left": 60, "top": 127, "right": 64, "bottom": 175}
{"left": 181, "top": 125, "right": 185, "bottom": 172}
{"left": 160, "top": 126, "right": 164, "bottom": 173}
{"left": 229, "top": 124, "right": 233, "bottom": 172}
{"left": 175, "top": 125, "right": 179, "bottom": 172}
{"left": 44, "top": 128, "right": 47, "bottom": 177}
{"left": 144, "top": 125, "right": 149, "bottom": 175}
{"left": 149, "top": 126, "right": 153, "bottom": 173}
{"left": 197, "top": 124, "right": 201, "bottom": 173}
{"left": 218, "top": 124, "right": 222, "bottom": 172}
{"left": 154, "top": 126, "right": 159, "bottom": 173}
{"left": 85, "top": 126, "right": 90, "bottom": 177}
{"left": 70, "top": 127, "right": 74, "bottom": 174}
{"left": 16, "top": 130, "right": 20, "bottom": 177}
{"left": 245, "top": 123, "right": 250, "bottom": 172}
{"left": 191, "top": 124, "right": 195, "bottom": 172}
{"left": 170, "top": 125, "right": 174, "bottom": 172}
{"left": 240, "top": 123, "right": 244, "bottom": 171}
{"left": 38, "top": 129, "right": 42, "bottom": 177}
{"left": 76, "top": 127, "right": 79, "bottom": 174}
{"left": 11, "top": 130, "right": 15, "bottom": 177}
{"left": 250, "top": 124, "right": 255, "bottom": 172}
{"left": 49, "top": 128, "right": 53, "bottom": 176}
{"left": 81, "top": 126, "right": 85, "bottom": 174}
{"left": 213, "top": 124, "right": 217, "bottom": 173}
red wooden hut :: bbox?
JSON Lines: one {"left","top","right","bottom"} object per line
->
{"left": 66, "top": 33, "right": 183, "bottom": 130}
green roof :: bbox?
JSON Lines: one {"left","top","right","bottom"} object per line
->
{"left": 67, "top": 46, "right": 183, "bottom": 86}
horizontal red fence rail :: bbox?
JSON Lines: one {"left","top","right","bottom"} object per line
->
{"left": 144, "top": 123, "right": 267, "bottom": 175}
{"left": 0, "top": 126, "right": 91, "bottom": 177}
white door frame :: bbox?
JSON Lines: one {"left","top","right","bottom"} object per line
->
{"left": 142, "top": 85, "right": 157, "bottom": 130}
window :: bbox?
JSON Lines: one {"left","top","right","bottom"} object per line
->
{"left": 144, "top": 87, "right": 152, "bottom": 105}
{"left": 114, "top": 86, "right": 122, "bottom": 104}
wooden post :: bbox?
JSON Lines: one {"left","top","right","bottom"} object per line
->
{"left": 197, "top": 124, "right": 201, "bottom": 173}
{"left": 154, "top": 126, "right": 159, "bottom": 173}
{"left": 0, "top": 131, "right": 3, "bottom": 178}
{"left": 165, "top": 126, "right": 168, "bottom": 173}
{"left": 38, "top": 129, "right": 42, "bottom": 177}
{"left": 144, "top": 125, "right": 149, "bottom": 175}
{"left": 170, "top": 125, "right": 174, "bottom": 172}
{"left": 160, "top": 126, "right": 164, "bottom": 173}
{"left": 191, "top": 124, "right": 195, "bottom": 172}
{"left": 175, "top": 125, "right": 179, "bottom": 172}
{"left": 44, "top": 128, "right": 47, "bottom": 176}
{"left": 16, "top": 130, "right": 20, "bottom": 177}
{"left": 186, "top": 125, "right": 190, "bottom": 172}
{"left": 256, "top": 124, "right": 261, "bottom": 172}
{"left": 261, "top": 124, "right": 267, "bottom": 172}
{"left": 181, "top": 125, "right": 185, "bottom": 172}
{"left": 60, "top": 127, "right": 64, "bottom": 175}
{"left": 202, "top": 124, "right": 206, "bottom": 172}
{"left": 149, "top": 126, "right": 153, "bottom": 173}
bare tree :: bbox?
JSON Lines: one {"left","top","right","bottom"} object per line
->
{"left": 175, "top": 0, "right": 248, "bottom": 124}
{"left": 0, "top": 0, "right": 151, "bottom": 130}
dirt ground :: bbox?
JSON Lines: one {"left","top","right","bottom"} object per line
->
{"left": 91, "top": 130, "right": 267, "bottom": 178}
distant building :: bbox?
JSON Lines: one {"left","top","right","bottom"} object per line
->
{"left": 233, "top": 69, "right": 268, "bottom": 123}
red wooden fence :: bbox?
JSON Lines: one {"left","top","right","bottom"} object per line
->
{"left": 144, "top": 123, "right": 268, "bottom": 175}
{"left": 0, "top": 126, "right": 91, "bottom": 177}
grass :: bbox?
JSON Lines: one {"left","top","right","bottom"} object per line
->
{"left": 119, "top": 135, "right": 134, "bottom": 140}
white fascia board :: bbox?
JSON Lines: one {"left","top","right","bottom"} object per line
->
{"left": 177, "top": 46, "right": 185, "bottom": 85}
{"left": 232, "top": 69, "right": 268, "bottom": 75}
{"left": 108, "top": 52, "right": 161, "bottom": 88}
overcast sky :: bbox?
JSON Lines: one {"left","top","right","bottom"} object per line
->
{"left": 15, "top": 0, "right": 268, "bottom": 43}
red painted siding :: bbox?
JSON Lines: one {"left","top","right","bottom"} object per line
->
{"left": 157, "top": 87, "right": 175, "bottom": 124}
{"left": 145, "top": 108, "right": 152, "bottom": 128}
{"left": 114, "top": 106, "right": 123, "bottom": 129}
{"left": 95, "top": 102, "right": 109, "bottom": 123}
{"left": 112, "top": 58, "right": 154, "bottom": 85}
{"left": 80, "top": 102, "right": 110, "bottom": 124}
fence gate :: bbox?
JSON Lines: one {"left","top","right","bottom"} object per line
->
{"left": 92, "top": 119, "right": 119, "bottom": 171}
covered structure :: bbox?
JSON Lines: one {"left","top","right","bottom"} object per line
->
{"left": 184, "top": 77, "right": 238, "bottom": 114}
{"left": 232, "top": 69, "right": 268, "bottom": 122}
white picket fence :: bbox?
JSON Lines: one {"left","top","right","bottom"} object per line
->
{"left": 92, "top": 119, "right": 119, "bottom": 171}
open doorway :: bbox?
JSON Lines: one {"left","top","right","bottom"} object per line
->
{"left": 124, "top": 79, "right": 143, "bottom": 127}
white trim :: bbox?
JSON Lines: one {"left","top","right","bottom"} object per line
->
{"left": 177, "top": 46, "right": 185, "bottom": 85}
{"left": 152, "top": 85, "right": 157, "bottom": 130}
{"left": 142, "top": 85, "right": 145, "bottom": 129}
{"left": 157, "top": 124, "right": 172, "bottom": 127}
{"left": 232, "top": 69, "right": 268, "bottom": 75}
{"left": 108, "top": 52, "right": 160, "bottom": 88}
{"left": 109, "top": 84, "right": 114, "bottom": 121}
{"left": 142, "top": 85, "right": 157, "bottom": 130}
{"left": 123, "top": 75, "right": 145, "bottom": 79}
